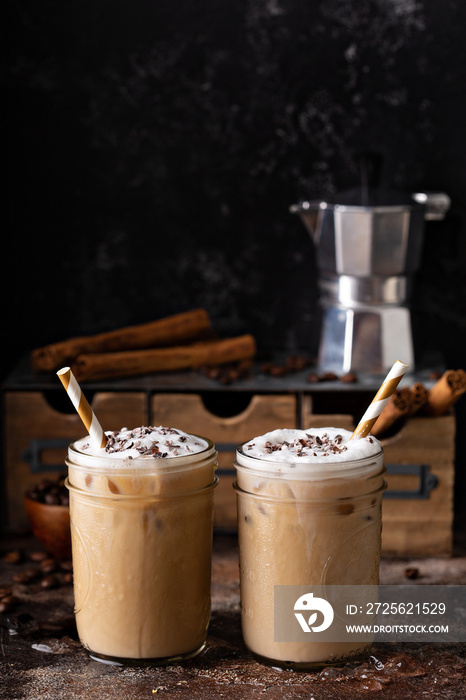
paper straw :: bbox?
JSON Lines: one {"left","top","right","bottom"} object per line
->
{"left": 57, "top": 366, "right": 107, "bottom": 448}
{"left": 351, "top": 360, "right": 409, "bottom": 439}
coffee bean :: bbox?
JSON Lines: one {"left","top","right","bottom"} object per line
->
{"left": 12, "top": 572, "right": 29, "bottom": 584}
{"left": 321, "top": 372, "right": 339, "bottom": 381}
{"left": 404, "top": 567, "right": 419, "bottom": 580}
{"left": 29, "top": 550, "right": 48, "bottom": 562}
{"left": 268, "top": 364, "right": 288, "bottom": 376}
{"left": 1, "top": 595, "right": 18, "bottom": 606}
{"left": 27, "top": 474, "right": 69, "bottom": 505}
{"left": 59, "top": 560, "right": 73, "bottom": 572}
{"left": 204, "top": 366, "right": 222, "bottom": 380}
{"left": 3, "top": 550, "right": 23, "bottom": 564}
{"left": 44, "top": 493, "right": 60, "bottom": 505}
{"left": 40, "top": 558, "right": 58, "bottom": 574}
{"left": 0, "top": 586, "right": 12, "bottom": 597}
{"left": 341, "top": 372, "right": 358, "bottom": 383}
{"left": 284, "top": 355, "right": 309, "bottom": 371}
{"left": 41, "top": 575, "right": 59, "bottom": 589}
{"left": 12, "top": 568, "right": 41, "bottom": 584}
{"left": 37, "top": 479, "right": 53, "bottom": 491}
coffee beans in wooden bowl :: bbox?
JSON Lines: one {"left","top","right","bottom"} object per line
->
{"left": 24, "top": 475, "right": 71, "bottom": 560}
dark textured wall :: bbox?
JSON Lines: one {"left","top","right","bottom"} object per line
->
{"left": 4, "top": 0, "right": 466, "bottom": 368}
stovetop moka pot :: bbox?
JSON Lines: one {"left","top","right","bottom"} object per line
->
{"left": 290, "top": 190, "right": 450, "bottom": 279}
{"left": 290, "top": 189, "right": 450, "bottom": 374}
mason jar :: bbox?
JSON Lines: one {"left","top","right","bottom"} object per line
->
{"left": 234, "top": 429, "right": 386, "bottom": 669}
{"left": 66, "top": 434, "right": 217, "bottom": 666}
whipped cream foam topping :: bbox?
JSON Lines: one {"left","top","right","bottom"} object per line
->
{"left": 76, "top": 426, "right": 209, "bottom": 459}
{"left": 242, "top": 428, "right": 381, "bottom": 464}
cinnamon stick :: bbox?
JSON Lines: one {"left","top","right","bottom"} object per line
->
{"left": 408, "top": 382, "right": 428, "bottom": 415}
{"left": 31, "top": 309, "right": 212, "bottom": 372}
{"left": 423, "top": 369, "right": 466, "bottom": 416}
{"left": 71, "top": 334, "right": 257, "bottom": 382}
{"left": 371, "top": 387, "right": 413, "bottom": 437}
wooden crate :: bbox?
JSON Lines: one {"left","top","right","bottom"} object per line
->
{"left": 301, "top": 395, "right": 455, "bottom": 556}
{"left": 3, "top": 386, "right": 456, "bottom": 557}
{"left": 3, "top": 391, "right": 147, "bottom": 529}
{"left": 381, "top": 415, "right": 455, "bottom": 556}
{"left": 151, "top": 393, "right": 297, "bottom": 530}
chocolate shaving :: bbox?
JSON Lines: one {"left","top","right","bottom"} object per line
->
{"left": 104, "top": 426, "right": 199, "bottom": 457}
{"left": 248, "top": 433, "right": 351, "bottom": 458}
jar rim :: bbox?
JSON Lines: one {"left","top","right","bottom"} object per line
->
{"left": 67, "top": 435, "right": 216, "bottom": 473}
{"left": 235, "top": 446, "right": 384, "bottom": 479}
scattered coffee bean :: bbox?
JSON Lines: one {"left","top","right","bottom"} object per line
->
{"left": 404, "top": 567, "right": 419, "bottom": 580}
{"left": 0, "top": 586, "right": 12, "bottom": 598}
{"left": 306, "top": 370, "right": 360, "bottom": 384}
{"left": 40, "top": 558, "right": 58, "bottom": 575}
{"left": 284, "top": 355, "right": 311, "bottom": 371}
{"left": 203, "top": 366, "right": 222, "bottom": 380}
{"left": 320, "top": 372, "right": 339, "bottom": 381}
{"left": 261, "top": 355, "right": 313, "bottom": 379}
{"left": 341, "top": 372, "right": 358, "bottom": 383}
{"left": 3, "top": 550, "right": 24, "bottom": 564}
{"left": 60, "top": 560, "right": 73, "bottom": 572}
{"left": 268, "top": 364, "right": 288, "bottom": 377}
{"left": 202, "top": 360, "right": 253, "bottom": 385}
{"left": 12, "top": 568, "right": 41, "bottom": 584}
{"left": 29, "top": 550, "right": 48, "bottom": 562}
{"left": 40, "top": 574, "right": 60, "bottom": 589}
{"left": 1, "top": 595, "right": 18, "bottom": 607}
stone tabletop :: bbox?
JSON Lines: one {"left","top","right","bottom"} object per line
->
{"left": 1, "top": 535, "right": 465, "bottom": 699}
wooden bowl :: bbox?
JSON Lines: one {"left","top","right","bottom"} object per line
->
{"left": 24, "top": 494, "right": 72, "bottom": 560}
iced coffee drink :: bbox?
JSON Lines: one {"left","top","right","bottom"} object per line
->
{"left": 66, "top": 426, "right": 218, "bottom": 665}
{"left": 234, "top": 427, "right": 385, "bottom": 669}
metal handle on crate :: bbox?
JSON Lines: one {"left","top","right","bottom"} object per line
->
{"left": 384, "top": 463, "right": 438, "bottom": 499}
{"left": 22, "top": 438, "right": 71, "bottom": 473}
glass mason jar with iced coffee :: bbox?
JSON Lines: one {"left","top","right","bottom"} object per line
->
{"left": 234, "top": 427, "right": 386, "bottom": 670}
{"left": 66, "top": 426, "right": 218, "bottom": 666}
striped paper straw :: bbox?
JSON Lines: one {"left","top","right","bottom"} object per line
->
{"left": 57, "top": 366, "right": 107, "bottom": 448}
{"left": 351, "top": 360, "right": 409, "bottom": 440}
